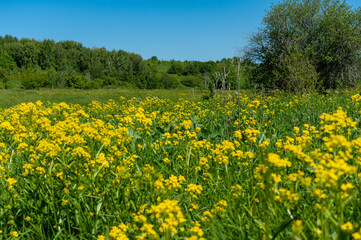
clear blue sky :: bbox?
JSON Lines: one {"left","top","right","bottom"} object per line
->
{"left": 1, "top": 0, "right": 360, "bottom": 61}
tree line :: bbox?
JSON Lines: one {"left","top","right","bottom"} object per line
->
{"left": 0, "top": 35, "right": 159, "bottom": 89}
{"left": 0, "top": 35, "right": 247, "bottom": 90}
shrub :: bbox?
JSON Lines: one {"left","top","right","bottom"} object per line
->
{"left": 162, "top": 74, "right": 179, "bottom": 89}
{"left": 102, "top": 76, "right": 117, "bottom": 86}
{"left": 84, "top": 79, "right": 102, "bottom": 89}
{"left": 64, "top": 75, "right": 87, "bottom": 89}
{"left": 180, "top": 75, "right": 202, "bottom": 87}
{"left": 20, "top": 69, "right": 48, "bottom": 89}
{"left": 118, "top": 81, "right": 137, "bottom": 89}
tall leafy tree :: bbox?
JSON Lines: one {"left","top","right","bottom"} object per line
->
{"left": 19, "top": 39, "right": 41, "bottom": 68}
{"left": 39, "top": 39, "right": 56, "bottom": 70}
{"left": 0, "top": 35, "right": 18, "bottom": 45}
{"left": 0, "top": 53, "right": 17, "bottom": 72}
{"left": 246, "top": 0, "right": 361, "bottom": 90}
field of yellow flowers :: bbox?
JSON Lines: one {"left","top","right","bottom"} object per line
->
{"left": 1, "top": 90, "right": 361, "bottom": 239}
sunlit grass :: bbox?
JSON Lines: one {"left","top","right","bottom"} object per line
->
{"left": 0, "top": 89, "right": 206, "bottom": 109}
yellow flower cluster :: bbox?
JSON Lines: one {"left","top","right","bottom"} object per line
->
{"left": 267, "top": 153, "right": 291, "bottom": 168}
{"left": 164, "top": 175, "right": 186, "bottom": 191}
{"left": 319, "top": 107, "right": 356, "bottom": 135}
{"left": 147, "top": 200, "right": 186, "bottom": 235}
{"left": 6, "top": 178, "right": 16, "bottom": 191}
{"left": 109, "top": 223, "right": 129, "bottom": 240}
{"left": 185, "top": 184, "right": 203, "bottom": 199}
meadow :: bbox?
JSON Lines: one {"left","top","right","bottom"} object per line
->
{"left": 0, "top": 89, "right": 361, "bottom": 240}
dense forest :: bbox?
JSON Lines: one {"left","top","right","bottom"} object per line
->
{"left": 0, "top": 35, "right": 246, "bottom": 90}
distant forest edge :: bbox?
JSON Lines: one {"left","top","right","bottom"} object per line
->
{"left": 0, "top": 35, "right": 247, "bottom": 90}
{"left": 1, "top": 1, "right": 361, "bottom": 92}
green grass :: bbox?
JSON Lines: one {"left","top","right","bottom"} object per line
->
{"left": 0, "top": 89, "right": 206, "bottom": 109}
{"left": 1, "top": 89, "right": 361, "bottom": 239}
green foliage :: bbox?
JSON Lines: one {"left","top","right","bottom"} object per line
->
{"left": 0, "top": 35, "right": 18, "bottom": 45}
{"left": 202, "top": 81, "right": 215, "bottom": 100}
{"left": 44, "top": 68, "right": 59, "bottom": 89}
{"left": 167, "top": 60, "right": 218, "bottom": 77}
{"left": 102, "top": 76, "right": 117, "bottom": 86}
{"left": 246, "top": 0, "right": 361, "bottom": 90}
{"left": 213, "top": 58, "right": 239, "bottom": 90}
{"left": 180, "top": 75, "right": 202, "bottom": 87}
{"left": 84, "top": 79, "right": 102, "bottom": 89}
{"left": 20, "top": 69, "right": 48, "bottom": 89}
{"left": 0, "top": 69, "right": 6, "bottom": 89}
{"left": 162, "top": 74, "right": 179, "bottom": 89}
{"left": 0, "top": 36, "right": 160, "bottom": 89}
{"left": 167, "top": 60, "right": 183, "bottom": 74}
{"left": 149, "top": 56, "right": 159, "bottom": 62}
{"left": 0, "top": 53, "right": 17, "bottom": 71}
{"left": 0, "top": 69, "right": 5, "bottom": 80}
{"left": 133, "top": 61, "right": 161, "bottom": 89}
{"left": 274, "top": 48, "right": 319, "bottom": 93}
{"left": 118, "top": 81, "right": 137, "bottom": 89}
{"left": 0, "top": 35, "right": 249, "bottom": 90}
{"left": 182, "top": 61, "right": 200, "bottom": 75}
{"left": 64, "top": 75, "right": 87, "bottom": 89}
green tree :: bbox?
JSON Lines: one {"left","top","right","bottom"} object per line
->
{"left": 102, "top": 76, "right": 117, "bottom": 86}
{"left": 64, "top": 75, "right": 87, "bottom": 89}
{"left": 19, "top": 39, "right": 41, "bottom": 68}
{"left": 111, "top": 50, "right": 133, "bottom": 83}
{"left": 0, "top": 53, "right": 17, "bottom": 72}
{"left": 161, "top": 74, "right": 179, "bottom": 89}
{"left": 167, "top": 60, "right": 183, "bottom": 75}
{"left": 45, "top": 67, "right": 59, "bottom": 89}
{"left": 0, "top": 68, "right": 7, "bottom": 89}
{"left": 20, "top": 69, "right": 48, "bottom": 89}
{"left": 246, "top": 0, "right": 361, "bottom": 90}
{"left": 182, "top": 61, "right": 200, "bottom": 76}
{"left": 274, "top": 48, "right": 319, "bottom": 93}
{"left": 0, "top": 35, "right": 234, "bottom": 90}
{"left": 38, "top": 39, "right": 56, "bottom": 70}
{"left": 181, "top": 75, "right": 202, "bottom": 87}
{"left": 4, "top": 42, "right": 24, "bottom": 68}
{"left": 149, "top": 56, "right": 159, "bottom": 63}
{"left": 0, "top": 35, "right": 18, "bottom": 45}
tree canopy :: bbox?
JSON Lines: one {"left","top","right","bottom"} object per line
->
{"left": 0, "top": 35, "right": 162, "bottom": 89}
{"left": 0, "top": 35, "right": 247, "bottom": 90}
{"left": 246, "top": 0, "right": 361, "bottom": 91}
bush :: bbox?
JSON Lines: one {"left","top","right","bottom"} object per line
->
{"left": 84, "top": 79, "right": 102, "bottom": 89}
{"left": 0, "top": 68, "right": 6, "bottom": 82}
{"left": 102, "top": 76, "right": 117, "bottom": 86}
{"left": 64, "top": 75, "right": 87, "bottom": 89}
{"left": 162, "top": 74, "right": 179, "bottom": 89}
{"left": 20, "top": 69, "right": 48, "bottom": 89}
{"left": 167, "top": 61, "right": 183, "bottom": 75}
{"left": 180, "top": 75, "right": 202, "bottom": 87}
{"left": 118, "top": 81, "right": 137, "bottom": 89}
